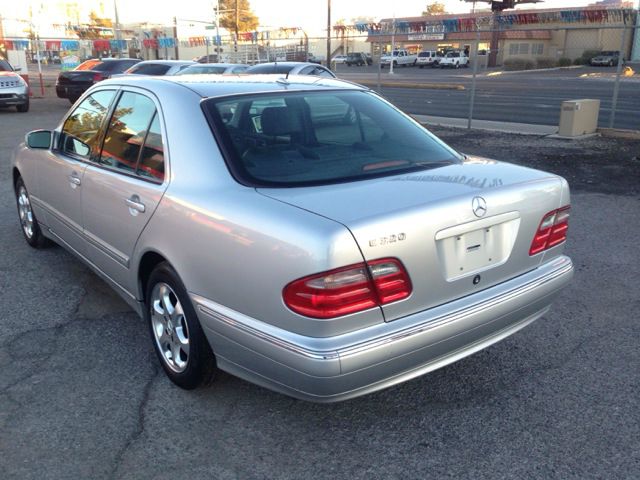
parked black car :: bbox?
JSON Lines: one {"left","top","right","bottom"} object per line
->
{"left": 345, "top": 52, "right": 372, "bottom": 66}
{"left": 55, "top": 58, "right": 140, "bottom": 103}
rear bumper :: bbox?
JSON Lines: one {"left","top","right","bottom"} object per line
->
{"left": 55, "top": 83, "right": 90, "bottom": 99}
{"left": 193, "top": 255, "right": 573, "bottom": 402}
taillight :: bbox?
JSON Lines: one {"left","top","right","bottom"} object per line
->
{"left": 92, "top": 72, "right": 106, "bottom": 82}
{"left": 529, "top": 206, "right": 570, "bottom": 256}
{"left": 283, "top": 258, "right": 412, "bottom": 319}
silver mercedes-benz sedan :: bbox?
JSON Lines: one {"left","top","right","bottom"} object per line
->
{"left": 11, "top": 74, "right": 573, "bottom": 402}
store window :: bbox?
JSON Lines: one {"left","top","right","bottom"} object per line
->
{"left": 532, "top": 43, "right": 544, "bottom": 55}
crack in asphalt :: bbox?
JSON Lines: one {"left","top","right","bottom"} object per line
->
{"left": 109, "top": 365, "right": 160, "bottom": 480}
{"left": 0, "top": 286, "right": 87, "bottom": 394}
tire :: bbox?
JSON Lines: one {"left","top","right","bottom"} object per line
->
{"left": 455, "top": 62, "right": 460, "bottom": 69}
{"left": 393, "top": 61, "right": 398, "bottom": 68}
{"left": 609, "top": 60, "right": 614, "bottom": 67}
{"left": 419, "top": 65, "right": 424, "bottom": 69}
{"left": 68, "top": 96, "right": 80, "bottom": 104}
{"left": 145, "top": 262, "right": 217, "bottom": 390}
{"left": 15, "top": 177, "right": 51, "bottom": 248}
{"left": 16, "top": 99, "right": 29, "bottom": 113}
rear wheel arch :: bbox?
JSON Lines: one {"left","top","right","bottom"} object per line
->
{"left": 12, "top": 168, "right": 22, "bottom": 193}
{"left": 138, "top": 251, "right": 170, "bottom": 302}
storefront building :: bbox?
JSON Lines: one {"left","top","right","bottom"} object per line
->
{"left": 365, "top": 6, "right": 637, "bottom": 64}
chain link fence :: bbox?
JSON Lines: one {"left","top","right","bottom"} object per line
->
{"left": 324, "top": 23, "right": 638, "bottom": 131}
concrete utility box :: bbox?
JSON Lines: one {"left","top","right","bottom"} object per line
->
{"left": 558, "top": 99, "right": 600, "bottom": 137}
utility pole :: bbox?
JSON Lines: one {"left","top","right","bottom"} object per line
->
{"left": 631, "top": 0, "right": 640, "bottom": 61}
{"left": 326, "top": 0, "right": 331, "bottom": 66}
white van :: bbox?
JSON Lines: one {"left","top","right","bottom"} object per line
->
{"left": 416, "top": 51, "right": 441, "bottom": 68}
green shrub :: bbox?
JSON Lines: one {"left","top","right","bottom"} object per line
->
{"left": 536, "top": 58, "right": 557, "bottom": 69}
{"left": 573, "top": 57, "right": 587, "bottom": 65}
{"left": 580, "top": 49, "right": 601, "bottom": 64}
{"left": 503, "top": 58, "right": 535, "bottom": 71}
{"left": 558, "top": 57, "right": 572, "bottom": 67}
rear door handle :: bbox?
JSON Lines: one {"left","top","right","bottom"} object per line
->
{"left": 68, "top": 174, "right": 81, "bottom": 186}
{"left": 125, "top": 195, "right": 146, "bottom": 213}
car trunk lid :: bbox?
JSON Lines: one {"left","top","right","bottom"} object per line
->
{"left": 258, "top": 157, "right": 567, "bottom": 322}
{"left": 56, "top": 70, "right": 95, "bottom": 85}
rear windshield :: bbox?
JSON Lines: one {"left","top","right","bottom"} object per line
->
{"left": 94, "top": 60, "right": 138, "bottom": 72}
{"left": 0, "top": 59, "right": 12, "bottom": 71}
{"left": 127, "top": 63, "right": 171, "bottom": 75}
{"left": 203, "top": 90, "right": 461, "bottom": 187}
{"left": 246, "top": 64, "right": 294, "bottom": 74}
{"left": 178, "top": 65, "right": 228, "bottom": 75}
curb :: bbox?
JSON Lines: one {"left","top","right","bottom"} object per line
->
{"left": 486, "top": 65, "right": 583, "bottom": 76}
{"left": 356, "top": 80, "right": 465, "bottom": 90}
{"left": 597, "top": 127, "right": 640, "bottom": 140}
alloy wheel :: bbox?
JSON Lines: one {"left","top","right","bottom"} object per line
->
{"left": 150, "top": 282, "right": 190, "bottom": 373}
{"left": 17, "top": 186, "right": 35, "bottom": 239}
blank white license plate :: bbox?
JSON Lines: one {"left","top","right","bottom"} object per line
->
{"left": 435, "top": 212, "right": 520, "bottom": 281}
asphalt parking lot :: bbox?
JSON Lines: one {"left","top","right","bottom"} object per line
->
{"left": 1, "top": 97, "right": 639, "bottom": 479}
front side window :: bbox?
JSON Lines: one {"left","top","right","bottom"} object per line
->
{"left": 204, "top": 90, "right": 460, "bottom": 187}
{"left": 99, "top": 92, "right": 157, "bottom": 176}
{"left": 61, "top": 90, "right": 116, "bottom": 159}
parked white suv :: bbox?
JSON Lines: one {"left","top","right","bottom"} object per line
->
{"left": 439, "top": 51, "right": 469, "bottom": 69}
{"left": 416, "top": 51, "right": 442, "bottom": 68}
{"left": 380, "top": 49, "right": 417, "bottom": 68}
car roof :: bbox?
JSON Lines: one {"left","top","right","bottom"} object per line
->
{"left": 190, "top": 63, "right": 249, "bottom": 68}
{"left": 99, "top": 58, "right": 139, "bottom": 62}
{"left": 249, "top": 62, "right": 320, "bottom": 68}
{"left": 99, "top": 74, "right": 365, "bottom": 98}
{"left": 135, "top": 60, "right": 195, "bottom": 65}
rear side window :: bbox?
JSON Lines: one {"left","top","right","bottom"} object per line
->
{"left": 204, "top": 90, "right": 460, "bottom": 187}
{"left": 61, "top": 90, "right": 116, "bottom": 159}
{"left": 137, "top": 113, "right": 165, "bottom": 182}
{"left": 98, "top": 91, "right": 164, "bottom": 181}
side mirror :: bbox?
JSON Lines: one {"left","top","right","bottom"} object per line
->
{"left": 26, "top": 130, "right": 52, "bottom": 149}
{"left": 13, "top": 66, "right": 22, "bottom": 72}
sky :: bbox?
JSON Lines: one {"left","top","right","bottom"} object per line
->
{"left": 120, "top": 0, "right": 612, "bottom": 31}
{"left": 1, "top": 0, "right": 634, "bottom": 36}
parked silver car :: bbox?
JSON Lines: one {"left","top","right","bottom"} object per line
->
{"left": 246, "top": 62, "right": 336, "bottom": 77}
{"left": 11, "top": 74, "right": 573, "bottom": 402}
{"left": 174, "top": 63, "right": 249, "bottom": 75}
{"left": 0, "top": 59, "right": 29, "bottom": 112}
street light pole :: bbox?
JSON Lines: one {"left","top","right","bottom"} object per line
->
{"left": 389, "top": 15, "right": 396, "bottom": 75}
{"left": 113, "top": 0, "right": 122, "bottom": 57}
{"left": 326, "top": 0, "right": 331, "bottom": 66}
{"left": 216, "top": 0, "right": 221, "bottom": 61}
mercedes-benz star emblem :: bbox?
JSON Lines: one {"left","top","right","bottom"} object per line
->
{"left": 472, "top": 196, "right": 487, "bottom": 218}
